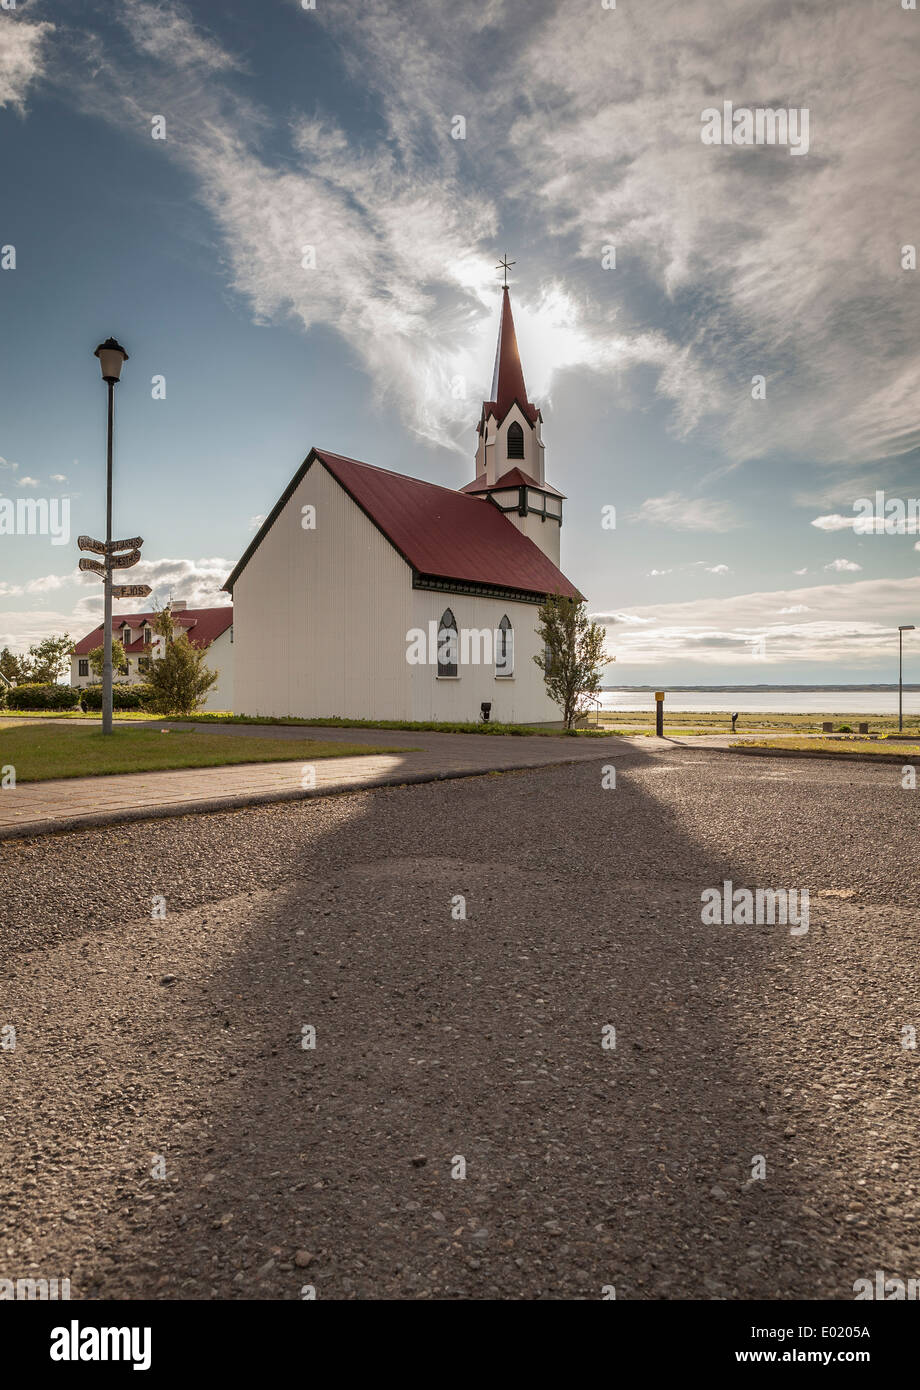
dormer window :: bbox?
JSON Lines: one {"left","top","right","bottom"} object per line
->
{"left": 507, "top": 421, "right": 524, "bottom": 459}
{"left": 143, "top": 626, "right": 152, "bottom": 645}
{"left": 122, "top": 625, "right": 132, "bottom": 644}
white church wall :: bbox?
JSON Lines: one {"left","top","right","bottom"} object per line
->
{"left": 201, "top": 625, "right": 234, "bottom": 711}
{"left": 408, "top": 590, "right": 557, "bottom": 724}
{"left": 232, "top": 461, "right": 412, "bottom": 719}
{"left": 503, "top": 508, "right": 561, "bottom": 567}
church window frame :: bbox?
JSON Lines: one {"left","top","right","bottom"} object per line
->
{"left": 437, "top": 608, "right": 459, "bottom": 679}
{"left": 495, "top": 614, "right": 514, "bottom": 678}
{"left": 507, "top": 421, "right": 525, "bottom": 460}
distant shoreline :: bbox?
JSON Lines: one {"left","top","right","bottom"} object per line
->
{"left": 601, "top": 685, "right": 920, "bottom": 693}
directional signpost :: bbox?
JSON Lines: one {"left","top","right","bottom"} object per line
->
{"left": 77, "top": 535, "right": 106, "bottom": 556}
{"left": 112, "top": 584, "right": 152, "bottom": 600}
{"left": 77, "top": 381, "right": 147, "bottom": 733}
{"left": 110, "top": 549, "right": 142, "bottom": 570}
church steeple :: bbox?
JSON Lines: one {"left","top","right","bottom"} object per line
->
{"left": 487, "top": 287, "right": 539, "bottom": 427}
{"left": 463, "top": 278, "right": 564, "bottom": 567}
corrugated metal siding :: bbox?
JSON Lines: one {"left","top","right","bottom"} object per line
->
{"left": 233, "top": 464, "right": 412, "bottom": 718}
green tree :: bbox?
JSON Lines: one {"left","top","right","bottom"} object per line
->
{"left": 0, "top": 647, "right": 26, "bottom": 685}
{"left": 145, "top": 604, "right": 218, "bottom": 715}
{"left": 533, "top": 592, "right": 608, "bottom": 730}
{"left": 24, "top": 633, "right": 75, "bottom": 683}
{"left": 88, "top": 638, "right": 128, "bottom": 680}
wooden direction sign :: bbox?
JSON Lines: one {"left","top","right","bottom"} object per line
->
{"left": 112, "top": 583, "right": 152, "bottom": 599}
{"left": 110, "top": 549, "right": 142, "bottom": 570}
{"left": 77, "top": 535, "right": 106, "bottom": 556}
{"left": 108, "top": 536, "right": 143, "bottom": 553}
{"left": 78, "top": 557, "right": 106, "bottom": 577}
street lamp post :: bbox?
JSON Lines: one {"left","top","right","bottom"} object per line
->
{"left": 93, "top": 338, "right": 129, "bottom": 735}
{"left": 898, "top": 625, "right": 914, "bottom": 734}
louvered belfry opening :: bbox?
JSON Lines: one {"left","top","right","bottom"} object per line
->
{"left": 507, "top": 421, "right": 525, "bottom": 459}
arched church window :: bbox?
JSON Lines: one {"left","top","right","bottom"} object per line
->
{"left": 507, "top": 422, "right": 525, "bottom": 459}
{"left": 437, "top": 608, "right": 459, "bottom": 678}
{"left": 496, "top": 615, "right": 514, "bottom": 677}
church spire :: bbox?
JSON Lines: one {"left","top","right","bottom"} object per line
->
{"left": 465, "top": 273, "right": 563, "bottom": 566}
{"left": 485, "top": 286, "right": 539, "bottom": 426}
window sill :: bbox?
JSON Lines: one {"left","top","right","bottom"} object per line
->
{"left": 436, "top": 675, "right": 460, "bottom": 680}
{"left": 495, "top": 675, "right": 515, "bottom": 681}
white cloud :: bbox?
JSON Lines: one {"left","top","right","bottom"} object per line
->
{"left": 50, "top": 473, "right": 67, "bottom": 483}
{"left": 825, "top": 558, "right": 862, "bottom": 572}
{"left": 0, "top": 16, "right": 54, "bottom": 113}
{"left": 0, "top": 558, "right": 232, "bottom": 653}
{"left": 30, "top": 0, "right": 920, "bottom": 468}
{"left": 706, "top": 564, "right": 730, "bottom": 575}
{"left": 99, "top": 556, "right": 235, "bottom": 613}
{"left": 119, "top": 0, "right": 242, "bottom": 72}
{"left": 648, "top": 568, "right": 673, "bottom": 576}
{"left": 594, "top": 575, "right": 920, "bottom": 668}
{"left": 17, "top": 475, "right": 40, "bottom": 488}
{"left": 634, "top": 493, "right": 741, "bottom": 532}
{"left": 813, "top": 512, "right": 920, "bottom": 535}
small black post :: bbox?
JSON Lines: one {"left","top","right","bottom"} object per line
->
{"left": 731, "top": 712, "right": 739, "bottom": 734}
{"left": 655, "top": 690, "right": 664, "bottom": 737}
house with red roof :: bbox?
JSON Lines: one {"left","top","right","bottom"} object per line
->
{"left": 71, "top": 601, "right": 234, "bottom": 711}
{"left": 223, "top": 286, "right": 580, "bottom": 723}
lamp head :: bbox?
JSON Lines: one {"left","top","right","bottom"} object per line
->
{"left": 94, "top": 338, "right": 129, "bottom": 383}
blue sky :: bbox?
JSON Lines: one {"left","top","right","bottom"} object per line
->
{"left": 1, "top": 0, "right": 919, "bottom": 684}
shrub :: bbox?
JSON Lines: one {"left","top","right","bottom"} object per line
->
{"left": 7, "top": 682, "right": 82, "bottom": 711}
{"left": 80, "top": 683, "right": 155, "bottom": 711}
{"left": 838, "top": 724, "right": 853, "bottom": 734}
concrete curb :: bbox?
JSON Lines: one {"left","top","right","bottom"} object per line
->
{"left": 0, "top": 754, "right": 602, "bottom": 842}
{"left": 728, "top": 745, "right": 920, "bottom": 766}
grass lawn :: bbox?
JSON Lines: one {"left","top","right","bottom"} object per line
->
{"left": 735, "top": 737, "right": 920, "bottom": 758}
{"left": 1, "top": 709, "right": 610, "bottom": 737}
{"left": 0, "top": 722, "right": 410, "bottom": 782}
{"left": 599, "top": 709, "right": 920, "bottom": 736}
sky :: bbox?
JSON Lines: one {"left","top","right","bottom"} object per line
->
{"left": 1, "top": 0, "right": 918, "bottom": 685}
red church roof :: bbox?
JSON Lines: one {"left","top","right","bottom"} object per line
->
{"left": 224, "top": 450, "right": 579, "bottom": 601}
{"left": 460, "top": 466, "right": 565, "bottom": 498}
{"left": 73, "top": 607, "right": 232, "bottom": 656}
{"left": 479, "top": 286, "right": 540, "bottom": 427}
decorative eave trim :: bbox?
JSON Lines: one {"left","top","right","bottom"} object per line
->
{"left": 412, "top": 570, "right": 548, "bottom": 605}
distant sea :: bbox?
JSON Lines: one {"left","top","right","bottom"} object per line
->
{"left": 599, "top": 686, "right": 920, "bottom": 715}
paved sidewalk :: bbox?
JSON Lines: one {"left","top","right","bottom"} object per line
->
{"left": 0, "top": 725, "right": 632, "bottom": 840}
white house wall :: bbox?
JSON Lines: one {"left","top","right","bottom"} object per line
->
{"left": 232, "top": 462, "right": 413, "bottom": 719}
{"left": 408, "top": 589, "right": 557, "bottom": 724}
{"left": 203, "top": 626, "right": 234, "bottom": 711}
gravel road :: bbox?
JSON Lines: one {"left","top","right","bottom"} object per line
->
{"left": 1, "top": 742, "right": 917, "bottom": 1299}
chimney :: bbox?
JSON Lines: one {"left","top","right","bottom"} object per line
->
{"left": 170, "top": 600, "right": 188, "bottom": 612}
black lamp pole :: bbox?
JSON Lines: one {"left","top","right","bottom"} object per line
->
{"left": 93, "top": 338, "right": 129, "bottom": 735}
{"left": 898, "top": 625, "right": 915, "bottom": 734}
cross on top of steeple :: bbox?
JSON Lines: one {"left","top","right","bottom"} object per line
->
{"left": 495, "top": 253, "right": 515, "bottom": 287}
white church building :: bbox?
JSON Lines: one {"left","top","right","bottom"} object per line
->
{"left": 224, "top": 286, "right": 580, "bottom": 724}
